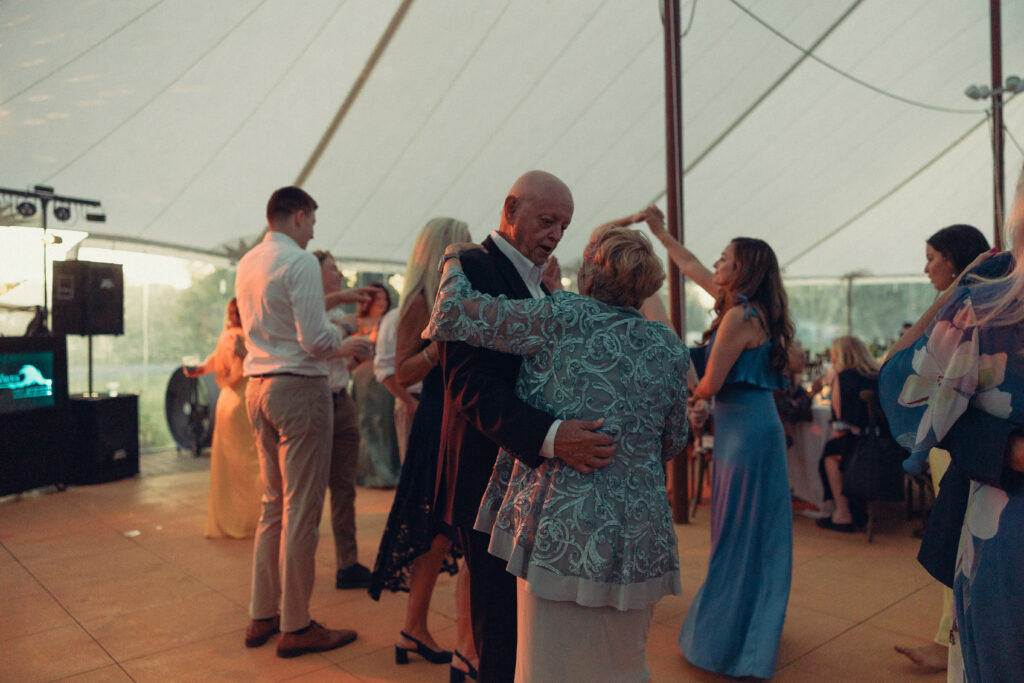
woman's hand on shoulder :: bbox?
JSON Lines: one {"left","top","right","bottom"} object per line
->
{"left": 444, "top": 242, "right": 487, "bottom": 259}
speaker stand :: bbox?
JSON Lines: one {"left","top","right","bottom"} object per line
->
{"left": 87, "top": 334, "right": 94, "bottom": 396}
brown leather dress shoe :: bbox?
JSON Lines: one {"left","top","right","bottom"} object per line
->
{"left": 276, "top": 620, "right": 357, "bottom": 658}
{"left": 244, "top": 615, "right": 280, "bottom": 648}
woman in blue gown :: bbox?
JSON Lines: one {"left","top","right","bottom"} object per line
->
{"left": 647, "top": 218, "right": 794, "bottom": 679}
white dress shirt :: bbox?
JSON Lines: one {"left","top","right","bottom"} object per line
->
{"left": 373, "top": 308, "right": 423, "bottom": 393}
{"left": 489, "top": 231, "right": 560, "bottom": 457}
{"left": 489, "top": 231, "right": 546, "bottom": 298}
{"left": 326, "top": 307, "right": 352, "bottom": 392}
{"left": 235, "top": 231, "right": 343, "bottom": 377}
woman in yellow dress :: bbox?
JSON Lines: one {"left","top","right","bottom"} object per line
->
{"left": 184, "top": 298, "right": 262, "bottom": 538}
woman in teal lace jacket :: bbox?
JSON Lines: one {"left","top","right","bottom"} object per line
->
{"left": 425, "top": 221, "right": 689, "bottom": 683}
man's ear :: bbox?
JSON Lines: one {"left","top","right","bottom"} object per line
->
{"left": 293, "top": 209, "right": 306, "bottom": 228}
{"left": 503, "top": 195, "right": 518, "bottom": 224}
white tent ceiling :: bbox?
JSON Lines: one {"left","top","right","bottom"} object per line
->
{"left": 2, "top": 0, "right": 1023, "bottom": 279}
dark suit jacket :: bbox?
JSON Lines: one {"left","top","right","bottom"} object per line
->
{"left": 435, "top": 235, "right": 556, "bottom": 530}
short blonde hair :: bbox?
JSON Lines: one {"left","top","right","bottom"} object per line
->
{"left": 577, "top": 226, "right": 664, "bottom": 308}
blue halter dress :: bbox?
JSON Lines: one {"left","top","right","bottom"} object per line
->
{"left": 678, "top": 308, "right": 793, "bottom": 679}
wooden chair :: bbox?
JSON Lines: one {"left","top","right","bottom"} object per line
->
{"left": 857, "top": 389, "right": 910, "bottom": 542}
{"left": 689, "top": 422, "right": 713, "bottom": 517}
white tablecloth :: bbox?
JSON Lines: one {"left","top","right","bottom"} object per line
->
{"left": 786, "top": 403, "right": 833, "bottom": 517}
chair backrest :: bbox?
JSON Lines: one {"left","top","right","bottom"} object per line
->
{"left": 858, "top": 388, "right": 893, "bottom": 439}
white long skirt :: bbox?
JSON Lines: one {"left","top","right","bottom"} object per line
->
{"left": 515, "top": 578, "right": 654, "bottom": 683}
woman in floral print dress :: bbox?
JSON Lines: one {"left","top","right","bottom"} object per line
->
{"left": 880, "top": 165, "right": 1024, "bottom": 681}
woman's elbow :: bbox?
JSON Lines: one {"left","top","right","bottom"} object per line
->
{"left": 395, "top": 367, "right": 417, "bottom": 387}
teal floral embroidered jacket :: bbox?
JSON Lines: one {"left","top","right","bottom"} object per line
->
{"left": 425, "top": 263, "right": 689, "bottom": 610}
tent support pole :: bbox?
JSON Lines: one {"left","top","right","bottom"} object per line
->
{"left": 663, "top": 0, "right": 688, "bottom": 524}
{"left": 294, "top": 0, "right": 416, "bottom": 186}
{"left": 989, "top": 0, "right": 1005, "bottom": 250}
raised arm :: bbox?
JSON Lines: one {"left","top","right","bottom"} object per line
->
{"left": 425, "top": 252, "right": 554, "bottom": 358}
{"left": 439, "top": 247, "right": 614, "bottom": 472}
{"left": 642, "top": 205, "right": 717, "bottom": 297}
{"left": 287, "top": 255, "right": 344, "bottom": 358}
{"left": 324, "top": 286, "right": 375, "bottom": 311}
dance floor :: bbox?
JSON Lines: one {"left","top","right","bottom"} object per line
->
{"left": 1, "top": 449, "right": 946, "bottom": 682}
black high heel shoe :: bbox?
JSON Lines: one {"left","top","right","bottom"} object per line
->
{"left": 449, "top": 649, "right": 478, "bottom": 682}
{"left": 394, "top": 631, "right": 452, "bottom": 665}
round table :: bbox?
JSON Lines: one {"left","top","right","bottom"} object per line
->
{"left": 786, "top": 402, "right": 834, "bottom": 517}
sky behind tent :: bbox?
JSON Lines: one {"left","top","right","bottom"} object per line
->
{"left": 2, "top": 0, "right": 1022, "bottom": 279}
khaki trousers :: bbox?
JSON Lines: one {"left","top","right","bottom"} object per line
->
{"left": 329, "top": 390, "right": 360, "bottom": 569}
{"left": 246, "top": 375, "right": 333, "bottom": 633}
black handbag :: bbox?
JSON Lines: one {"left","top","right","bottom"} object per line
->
{"left": 842, "top": 392, "right": 907, "bottom": 502}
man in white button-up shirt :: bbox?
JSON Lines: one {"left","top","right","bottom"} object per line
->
{"left": 235, "top": 186, "right": 363, "bottom": 658}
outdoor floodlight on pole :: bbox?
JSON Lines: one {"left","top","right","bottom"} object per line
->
{"left": 961, "top": 0, "right": 1017, "bottom": 250}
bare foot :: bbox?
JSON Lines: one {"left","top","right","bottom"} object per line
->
{"left": 894, "top": 642, "right": 947, "bottom": 672}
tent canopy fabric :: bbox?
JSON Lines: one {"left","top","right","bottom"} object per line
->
{"left": 2, "top": 0, "right": 1023, "bottom": 278}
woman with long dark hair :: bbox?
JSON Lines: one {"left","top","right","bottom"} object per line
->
{"left": 881, "top": 165, "right": 1024, "bottom": 681}
{"left": 894, "top": 223, "right": 989, "bottom": 671}
{"left": 646, "top": 212, "right": 794, "bottom": 679}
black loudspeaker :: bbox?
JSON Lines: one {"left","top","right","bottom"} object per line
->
{"left": 52, "top": 260, "right": 124, "bottom": 336}
{"left": 68, "top": 394, "right": 139, "bottom": 485}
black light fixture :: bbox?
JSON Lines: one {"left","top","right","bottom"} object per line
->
{"left": 17, "top": 200, "right": 38, "bottom": 217}
{"left": 53, "top": 205, "right": 72, "bottom": 221}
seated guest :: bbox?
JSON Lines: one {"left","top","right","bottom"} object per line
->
{"left": 775, "top": 342, "right": 813, "bottom": 447}
{"left": 425, "top": 220, "right": 689, "bottom": 683}
{"left": 816, "top": 335, "right": 879, "bottom": 532}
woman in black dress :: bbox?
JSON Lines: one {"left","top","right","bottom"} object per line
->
{"left": 369, "top": 217, "right": 478, "bottom": 680}
{"left": 816, "top": 335, "right": 879, "bottom": 532}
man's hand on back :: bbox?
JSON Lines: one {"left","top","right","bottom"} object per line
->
{"left": 554, "top": 418, "right": 615, "bottom": 474}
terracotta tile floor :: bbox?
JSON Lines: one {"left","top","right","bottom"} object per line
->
{"left": 0, "top": 452, "right": 947, "bottom": 682}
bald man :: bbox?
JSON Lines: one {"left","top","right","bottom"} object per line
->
{"left": 435, "top": 171, "right": 615, "bottom": 682}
